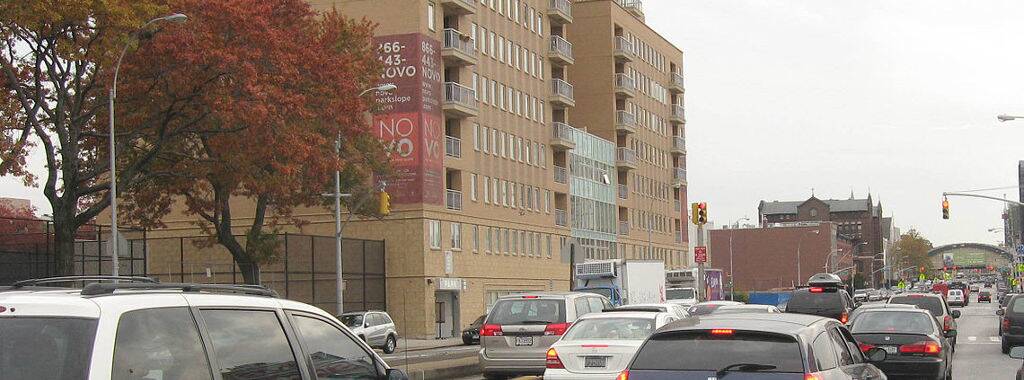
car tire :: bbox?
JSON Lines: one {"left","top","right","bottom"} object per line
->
{"left": 463, "top": 337, "right": 473, "bottom": 345}
{"left": 383, "top": 335, "right": 397, "bottom": 354}
{"left": 482, "top": 373, "right": 507, "bottom": 380}
{"left": 1003, "top": 338, "right": 1012, "bottom": 354}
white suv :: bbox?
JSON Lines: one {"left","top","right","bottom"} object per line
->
{"left": 0, "top": 276, "right": 408, "bottom": 380}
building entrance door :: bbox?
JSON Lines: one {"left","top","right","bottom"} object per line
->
{"left": 434, "top": 290, "right": 459, "bottom": 339}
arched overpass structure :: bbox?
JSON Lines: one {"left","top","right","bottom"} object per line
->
{"left": 927, "top": 243, "right": 1011, "bottom": 271}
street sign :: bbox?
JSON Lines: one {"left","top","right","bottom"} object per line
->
{"left": 695, "top": 246, "right": 708, "bottom": 263}
{"left": 918, "top": 273, "right": 926, "bottom": 281}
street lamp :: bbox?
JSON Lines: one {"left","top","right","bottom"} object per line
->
{"left": 109, "top": 13, "right": 188, "bottom": 277}
{"left": 728, "top": 217, "right": 749, "bottom": 301}
{"left": 796, "top": 229, "right": 819, "bottom": 285}
{"left": 332, "top": 83, "right": 396, "bottom": 316}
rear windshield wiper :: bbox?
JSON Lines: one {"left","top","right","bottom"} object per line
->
{"left": 715, "top": 363, "right": 777, "bottom": 378}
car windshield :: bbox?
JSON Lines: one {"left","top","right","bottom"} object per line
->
{"left": 579, "top": 288, "right": 614, "bottom": 299}
{"left": 0, "top": 317, "right": 98, "bottom": 379}
{"left": 889, "top": 296, "right": 944, "bottom": 317}
{"left": 666, "top": 288, "right": 695, "bottom": 300}
{"left": 339, "top": 314, "right": 364, "bottom": 328}
{"left": 563, "top": 318, "right": 655, "bottom": 341}
{"left": 688, "top": 304, "right": 722, "bottom": 316}
{"left": 1012, "top": 298, "right": 1024, "bottom": 314}
{"left": 712, "top": 306, "right": 768, "bottom": 315}
{"left": 786, "top": 290, "right": 842, "bottom": 311}
{"left": 851, "top": 311, "right": 935, "bottom": 334}
{"left": 631, "top": 331, "right": 803, "bottom": 372}
{"left": 488, "top": 298, "right": 566, "bottom": 325}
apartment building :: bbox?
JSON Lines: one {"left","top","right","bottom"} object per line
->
{"left": 566, "top": 0, "right": 689, "bottom": 268}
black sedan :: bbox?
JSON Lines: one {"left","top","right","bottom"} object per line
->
{"left": 461, "top": 314, "right": 486, "bottom": 345}
{"left": 850, "top": 307, "right": 953, "bottom": 379}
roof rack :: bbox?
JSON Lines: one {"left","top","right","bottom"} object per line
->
{"left": 80, "top": 282, "right": 279, "bottom": 297}
{"left": 10, "top": 275, "right": 158, "bottom": 289}
{"left": 603, "top": 306, "right": 665, "bottom": 313}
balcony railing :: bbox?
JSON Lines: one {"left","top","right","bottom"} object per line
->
{"left": 618, "top": 0, "right": 643, "bottom": 15}
{"left": 618, "top": 220, "right": 630, "bottom": 235}
{"left": 552, "top": 78, "right": 574, "bottom": 100}
{"left": 550, "top": 0, "right": 572, "bottom": 17}
{"left": 554, "top": 165, "right": 568, "bottom": 184}
{"left": 446, "top": 189, "right": 463, "bottom": 210}
{"left": 674, "top": 167, "right": 687, "bottom": 182}
{"left": 552, "top": 122, "right": 575, "bottom": 140}
{"left": 618, "top": 184, "right": 628, "bottom": 199}
{"left": 617, "top": 147, "right": 637, "bottom": 165}
{"left": 445, "top": 82, "right": 477, "bottom": 108}
{"left": 443, "top": 28, "right": 475, "bottom": 56}
{"left": 614, "top": 36, "right": 633, "bottom": 57}
{"left": 673, "top": 135, "right": 685, "bottom": 152}
{"left": 672, "top": 104, "right": 685, "bottom": 120}
{"left": 555, "top": 209, "right": 568, "bottom": 227}
{"left": 550, "top": 35, "right": 573, "bottom": 60}
{"left": 445, "top": 136, "right": 461, "bottom": 158}
{"left": 673, "top": 73, "right": 685, "bottom": 88}
{"left": 615, "top": 73, "right": 636, "bottom": 92}
{"left": 616, "top": 110, "right": 636, "bottom": 127}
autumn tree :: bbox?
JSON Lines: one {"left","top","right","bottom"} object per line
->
{"left": 892, "top": 229, "right": 934, "bottom": 277}
{"left": 115, "top": 0, "right": 387, "bottom": 284}
{"left": 0, "top": 1, "right": 212, "bottom": 275}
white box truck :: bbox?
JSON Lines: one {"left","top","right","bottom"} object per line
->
{"left": 574, "top": 260, "right": 666, "bottom": 306}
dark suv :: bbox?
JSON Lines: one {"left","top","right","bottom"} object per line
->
{"left": 1000, "top": 294, "right": 1024, "bottom": 353}
{"left": 785, "top": 273, "right": 856, "bottom": 324}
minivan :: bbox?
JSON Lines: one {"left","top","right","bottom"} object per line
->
{"left": 479, "top": 291, "right": 612, "bottom": 379}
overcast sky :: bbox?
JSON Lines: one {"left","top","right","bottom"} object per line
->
{"left": 3, "top": 1, "right": 1024, "bottom": 247}
{"left": 645, "top": 0, "right": 1024, "bottom": 246}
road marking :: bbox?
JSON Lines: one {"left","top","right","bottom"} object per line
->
{"left": 969, "top": 336, "right": 977, "bottom": 341}
{"left": 991, "top": 337, "right": 1001, "bottom": 342}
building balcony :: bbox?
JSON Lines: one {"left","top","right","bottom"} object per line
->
{"left": 614, "top": 73, "right": 636, "bottom": 98}
{"left": 668, "top": 72, "right": 685, "bottom": 93}
{"left": 554, "top": 165, "right": 568, "bottom": 184}
{"left": 550, "top": 78, "right": 575, "bottom": 108}
{"left": 618, "top": 184, "right": 628, "bottom": 200}
{"left": 440, "top": 0, "right": 476, "bottom": 15}
{"left": 616, "top": 147, "right": 638, "bottom": 170}
{"left": 673, "top": 167, "right": 687, "bottom": 187}
{"left": 443, "top": 82, "right": 478, "bottom": 118}
{"left": 445, "top": 136, "right": 461, "bottom": 158}
{"left": 550, "top": 122, "right": 576, "bottom": 150}
{"left": 442, "top": 29, "right": 477, "bottom": 67}
{"left": 615, "top": 110, "right": 637, "bottom": 135}
{"left": 618, "top": 220, "right": 630, "bottom": 235}
{"left": 446, "top": 189, "right": 463, "bottom": 210}
{"left": 669, "top": 104, "right": 685, "bottom": 124}
{"left": 548, "top": 35, "right": 574, "bottom": 66}
{"left": 670, "top": 135, "right": 685, "bottom": 155}
{"left": 619, "top": 0, "right": 643, "bottom": 18}
{"left": 613, "top": 36, "right": 633, "bottom": 62}
{"left": 547, "top": 0, "right": 573, "bottom": 24}
{"left": 555, "top": 208, "right": 568, "bottom": 227}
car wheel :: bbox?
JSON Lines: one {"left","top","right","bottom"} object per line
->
{"left": 383, "top": 335, "right": 397, "bottom": 354}
{"left": 482, "top": 373, "right": 507, "bottom": 380}
{"left": 1003, "top": 338, "right": 1012, "bottom": 354}
{"left": 463, "top": 337, "right": 472, "bottom": 345}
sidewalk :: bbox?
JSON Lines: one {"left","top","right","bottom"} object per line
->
{"left": 396, "top": 337, "right": 466, "bottom": 352}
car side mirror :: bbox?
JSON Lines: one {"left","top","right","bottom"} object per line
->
{"left": 364, "top": 321, "right": 371, "bottom": 328}
{"left": 384, "top": 368, "right": 409, "bottom": 380}
{"left": 944, "top": 329, "right": 957, "bottom": 338}
{"left": 951, "top": 310, "right": 961, "bottom": 319}
{"left": 864, "top": 347, "right": 887, "bottom": 363}
{"left": 1008, "top": 346, "right": 1024, "bottom": 360}
{"left": 998, "top": 309, "right": 1005, "bottom": 316}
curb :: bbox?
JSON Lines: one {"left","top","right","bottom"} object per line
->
{"left": 404, "top": 357, "right": 479, "bottom": 380}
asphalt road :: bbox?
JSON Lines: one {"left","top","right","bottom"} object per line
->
{"left": 380, "top": 344, "right": 481, "bottom": 367}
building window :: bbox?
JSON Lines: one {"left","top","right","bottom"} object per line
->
{"left": 473, "top": 225, "right": 479, "bottom": 253}
{"left": 810, "top": 208, "right": 818, "bottom": 217}
{"left": 547, "top": 235, "right": 552, "bottom": 258}
{"left": 473, "top": 124, "right": 480, "bottom": 151}
{"left": 428, "top": 220, "right": 441, "bottom": 249}
{"left": 470, "top": 173, "right": 477, "bottom": 201}
{"left": 483, "top": 176, "right": 490, "bottom": 203}
{"left": 450, "top": 222, "right": 462, "bottom": 250}
{"left": 427, "top": 3, "right": 435, "bottom": 31}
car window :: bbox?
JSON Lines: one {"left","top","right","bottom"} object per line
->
{"left": 112, "top": 307, "right": 213, "bottom": 380}
{"left": 574, "top": 297, "right": 592, "bottom": 316}
{"left": 787, "top": 290, "right": 843, "bottom": 311}
{"left": 201, "top": 309, "right": 302, "bottom": 380}
{"left": 0, "top": 317, "right": 97, "bottom": 380}
{"left": 1012, "top": 297, "right": 1024, "bottom": 314}
{"left": 811, "top": 332, "right": 838, "bottom": 371}
{"left": 587, "top": 297, "right": 606, "bottom": 314}
{"left": 851, "top": 311, "right": 935, "bottom": 334}
{"left": 488, "top": 298, "right": 566, "bottom": 324}
{"left": 837, "top": 326, "right": 865, "bottom": 364}
{"left": 340, "top": 314, "right": 364, "bottom": 329}
{"left": 368, "top": 313, "right": 382, "bottom": 326}
{"left": 828, "top": 327, "right": 854, "bottom": 366}
{"left": 381, "top": 313, "right": 393, "bottom": 325}
{"left": 889, "top": 296, "right": 943, "bottom": 316}
{"left": 563, "top": 317, "right": 654, "bottom": 340}
{"left": 292, "top": 315, "right": 379, "bottom": 379}
{"left": 631, "top": 331, "right": 804, "bottom": 372}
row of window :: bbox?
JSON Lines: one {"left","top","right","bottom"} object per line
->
{"left": 427, "top": 220, "right": 556, "bottom": 258}
{"left": 622, "top": 30, "right": 673, "bottom": 74}
{"left": 471, "top": 124, "right": 548, "bottom": 167}
{"left": 477, "top": 0, "right": 545, "bottom": 39}
{"left": 471, "top": 74, "right": 545, "bottom": 123}
{"left": 629, "top": 208, "right": 677, "bottom": 235}
{"left": 624, "top": 66, "right": 669, "bottom": 105}
{"left": 625, "top": 101, "right": 670, "bottom": 136}
{"left": 469, "top": 173, "right": 552, "bottom": 213}
{"left": 631, "top": 173, "right": 675, "bottom": 202}
{"left": 629, "top": 138, "right": 672, "bottom": 169}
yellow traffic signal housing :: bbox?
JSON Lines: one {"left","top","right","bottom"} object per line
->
{"left": 691, "top": 203, "right": 700, "bottom": 225}
{"left": 379, "top": 191, "right": 391, "bottom": 216}
{"left": 697, "top": 202, "right": 708, "bottom": 225}
{"left": 941, "top": 198, "right": 949, "bottom": 220}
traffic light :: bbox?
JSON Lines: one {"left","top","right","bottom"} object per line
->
{"left": 379, "top": 190, "right": 391, "bottom": 216}
{"left": 941, "top": 197, "right": 949, "bottom": 219}
{"left": 691, "top": 203, "right": 700, "bottom": 225}
{"left": 697, "top": 202, "right": 708, "bottom": 225}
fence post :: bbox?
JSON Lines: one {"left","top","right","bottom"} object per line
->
{"left": 284, "top": 233, "right": 289, "bottom": 298}
{"left": 142, "top": 229, "right": 148, "bottom": 277}
{"left": 180, "top": 237, "right": 185, "bottom": 283}
{"left": 362, "top": 240, "right": 367, "bottom": 312}
{"left": 45, "top": 221, "right": 51, "bottom": 277}
{"left": 311, "top": 235, "right": 316, "bottom": 307}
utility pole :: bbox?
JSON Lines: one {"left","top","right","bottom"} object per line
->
{"left": 696, "top": 223, "right": 705, "bottom": 301}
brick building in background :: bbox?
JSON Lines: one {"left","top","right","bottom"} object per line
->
{"left": 708, "top": 223, "right": 854, "bottom": 292}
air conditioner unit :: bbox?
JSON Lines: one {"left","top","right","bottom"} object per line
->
{"left": 575, "top": 261, "right": 617, "bottom": 279}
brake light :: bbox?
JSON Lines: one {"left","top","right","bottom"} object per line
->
{"left": 523, "top": 295, "right": 539, "bottom": 299}
{"left": 0, "top": 306, "right": 6, "bottom": 313}
{"left": 1004, "top": 317, "right": 1011, "bottom": 332}
{"left": 805, "top": 373, "right": 824, "bottom": 380}
{"left": 710, "top": 329, "right": 735, "bottom": 336}
{"left": 616, "top": 370, "right": 629, "bottom": 380}
{"left": 809, "top": 287, "right": 824, "bottom": 293}
{"left": 480, "top": 324, "right": 503, "bottom": 336}
{"left": 943, "top": 315, "right": 953, "bottom": 331}
{"left": 899, "top": 340, "right": 942, "bottom": 356}
{"left": 858, "top": 342, "right": 876, "bottom": 352}
{"left": 546, "top": 348, "right": 564, "bottom": 369}
{"left": 544, "top": 322, "right": 571, "bottom": 336}
{"left": 839, "top": 311, "right": 849, "bottom": 324}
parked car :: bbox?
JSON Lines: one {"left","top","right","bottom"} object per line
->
{"left": 339, "top": 310, "right": 400, "bottom": 354}
{"left": 462, "top": 314, "right": 486, "bottom": 345}
{"left": 979, "top": 291, "right": 993, "bottom": 303}
{"left": 686, "top": 300, "right": 743, "bottom": 316}
{"left": 853, "top": 289, "right": 870, "bottom": 303}
{"left": 849, "top": 306, "right": 954, "bottom": 379}
{"left": 619, "top": 313, "right": 888, "bottom": 379}
{"left": 543, "top": 310, "right": 678, "bottom": 379}
{"left": 615, "top": 303, "right": 690, "bottom": 319}
{"left": 0, "top": 276, "right": 408, "bottom": 380}
{"left": 1000, "top": 294, "right": 1024, "bottom": 353}
{"left": 946, "top": 289, "right": 966, "bottom": 307}
{"left": 888, "top": 293, "right": 960, "bottom": 349}
{"left": 786, "top": 274, "right": 856, "bottom": 324}
{"left": 479, "top": 291, "right": 612, "bottom": 379}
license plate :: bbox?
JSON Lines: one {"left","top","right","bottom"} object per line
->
{"left": 584, "top": 356, "right": 607, "bottom": 368}
{"left": 514, "top": 336, "right": 534, "bottom": 346}
{"left": 881, "top": 345, "right": 898, "bottom": 355}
